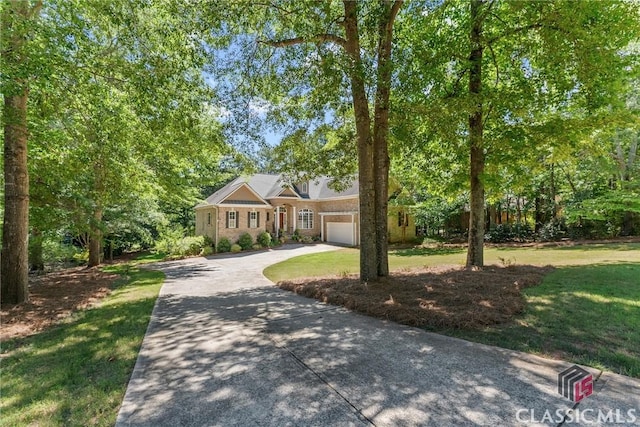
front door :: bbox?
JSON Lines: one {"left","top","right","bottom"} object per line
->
{"left": 275, "top": 207, "right": 287, "bottom": 234}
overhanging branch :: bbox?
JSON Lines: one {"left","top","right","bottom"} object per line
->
{"left": 259, "top": 33, "right": 346, "bottom": 48}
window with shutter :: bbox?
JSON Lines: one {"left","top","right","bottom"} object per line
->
{"left": 228, "top": 211, "right": 237, "bottom": 228}
{"left": 249, "top": 211, "right": 258, "bottom": 228}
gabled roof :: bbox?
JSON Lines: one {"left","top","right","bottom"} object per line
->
{"left": 198, "top": 173, "right": 358, "bottom": 207}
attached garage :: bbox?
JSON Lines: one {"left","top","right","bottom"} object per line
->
{"left": 326, "top": 222, "right": 356, "bottom": 246}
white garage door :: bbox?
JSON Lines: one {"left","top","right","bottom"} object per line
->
{"left": 326, "top": 222, "right": 355, "bottom": 246}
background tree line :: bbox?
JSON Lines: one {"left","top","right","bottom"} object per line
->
{"left": 2, "top": 0, "right": 638, "bottom": 303}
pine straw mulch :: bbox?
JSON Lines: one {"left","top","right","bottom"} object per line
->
{"left": 1, "top": 267, "right": 119, "bottom": 342}
{"left": 278, "top": 265, "right": 554, "bottom": 329}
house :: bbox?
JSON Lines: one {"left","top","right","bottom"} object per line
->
{"left": 195, "top": 173, "right": 416, "bottom": 248}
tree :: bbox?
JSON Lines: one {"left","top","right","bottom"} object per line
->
{"left": 208, "top": 0, "right": 402, "bottom": 281}
{"left": 393, "top": 0, "right": 639, "bottom": 266}
{"left": 1, "top": 0, "right": 42, "bottom": 304}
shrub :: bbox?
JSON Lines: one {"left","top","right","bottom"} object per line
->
{"left": 41, "top": 238, "right": 84, "bottom": 266}
{"left": 217, "top": 237, "right": 232, "bottom": 253}
{"left": 537, "top": 218, "right": 567, "bottom": 242}
{"left": 230, "top": 244, "right": 242, "bottom": 253}
{"left": 292, "top": 229, "right": 301, "bottom": 242}
{"left": 257, "top": 231, "right": 272, "bottom": 247}
{"left": 238, "top": 232, "right": 254, "bottom": 250}
{"left": 252, "top": 244, "right": 262, "bottom": 250}
{"left": 301, "top": 235, "right": 313, "bottom": 244}
{"left": 511, "top": 223, "right": 533, "bottom": 241}
{"left": 200, "top": 246, "right": 214, "bottom": 256}
{"left": 179, "top": 236, "right": 206, "bottom": 256}
{"left": 485, "top": 224, "right": 513, "bottom": 243}
{"left": 202, "top": 235, "right": 214, "bottom": 248}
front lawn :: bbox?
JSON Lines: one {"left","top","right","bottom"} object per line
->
{"left": 265, "top": 243, "right": 640, "bottom": 378}
{"left": 263, "top": 243, "right": 640, "bottom": 282}
{"left": 0, "top": 263, "right": 164, "bottom": 427}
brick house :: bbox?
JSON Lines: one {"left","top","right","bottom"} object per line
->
{"left": 195, "top": 174, "right": 416, "bottom": 249}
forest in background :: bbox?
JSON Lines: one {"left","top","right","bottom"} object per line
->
{"left": 2, "top": 0, "right": 638, "bottom": 302}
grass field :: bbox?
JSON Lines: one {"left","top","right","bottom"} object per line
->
{"left": 0, "top": 262, "right": 164, "bottom": 427}
{"left": 265, "top": 243, "right": 640, "bottom": 377}
{"left": 263, "top": 243, "right": 640, "bottom": 282}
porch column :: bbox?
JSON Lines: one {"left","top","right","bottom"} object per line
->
{"left": 351, "top": 213, "right": 355, "bottom": 246}
{"left": 275, "top": 207, "right": 279, "bottom": 238}
{"left": 320, "top": 214, "right": 324, "bottom": 242}
{"left": 293, "top": 206, "right": 297, "bottom": 233}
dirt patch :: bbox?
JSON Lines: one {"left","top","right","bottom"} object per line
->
{"left": 278, "top": 265, "right": 553, "bottom": 329}
{"left": 1, "top": 267, "right": 119, "bottom": 342}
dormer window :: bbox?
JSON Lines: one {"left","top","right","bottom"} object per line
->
{"left": 301, "top": 182, "right": 308, "bottom": 194}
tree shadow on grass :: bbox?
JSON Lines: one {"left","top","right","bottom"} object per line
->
{"left": 1, "top": 295, "right": 159, "bottom": 427}
{"left": 450, "top": 262, "right": 640, "bottom": 378}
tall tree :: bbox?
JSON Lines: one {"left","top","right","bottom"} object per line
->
{"left": 209, "top": 0, "right": 402, "bottom": 281}
{"left": 1, "top": 0, "right": 42, "bottom": 303}
{"left": 393, "top": 0, "right": 638, "bottom": 267}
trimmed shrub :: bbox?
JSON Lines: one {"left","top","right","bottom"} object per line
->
{"left": 238, "top": 232, "right": 254, "bottom": 250}
{"left": 217, "top": 237, "right": 232, "bottom": 253}
{"left": 252, "top": 244, "right": 262, "bottom": 250}
{"left": 200, "top": 246, "right": 214, "bottom": 256}
{"left": 257, "top": 231, "right": 272, "bottom": 247}
{"left": 230, "top": 244, "right": 242, "bottom": 253}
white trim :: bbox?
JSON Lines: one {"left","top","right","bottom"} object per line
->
{"left": 319, "top": 211, "right": 359, "bottom": 216}
{"left": 216, "top": 204, "right": 272, "bottom": 208}
{"left": 273, "top": 186, "right": 302, "bottom": 199}
{"left": 219, "top": 183, "right": 271, "bottom": 206}
{"left": 293, "top": 206, "right": 297, "bottom": 232}
{"left": 228, "top": 211, "right": 237, "bottom": 229}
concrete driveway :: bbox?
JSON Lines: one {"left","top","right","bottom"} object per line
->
{"left": 116, "top": 244, "right": 640, "bottom": 427}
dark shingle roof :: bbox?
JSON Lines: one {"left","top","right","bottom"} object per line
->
{"left": 198, "top": 174, "right": 358, "bottom": 207}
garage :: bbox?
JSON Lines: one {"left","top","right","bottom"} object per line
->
{"left": 326, "top": 222, "right": 355, "bottom": 246}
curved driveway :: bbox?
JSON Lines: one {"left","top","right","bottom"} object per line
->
{"left": 116, "top": 244, "right": 640, "bottom": 427}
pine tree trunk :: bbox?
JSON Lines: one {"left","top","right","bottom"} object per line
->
{"left": 344, "top": 1, "right": 377, "bottom": 282}
{"left": 466, "top": 0, "right": 485, "bottom": 268}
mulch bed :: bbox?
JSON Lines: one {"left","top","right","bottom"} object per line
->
{"left": 1, "top": 267, "right": 119, "bottom": 342}
{"left": 278, "top": 265, "right": 554, "bottom": 329}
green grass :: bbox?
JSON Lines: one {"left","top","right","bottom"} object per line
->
{"left": 263, "top": 243, "right": 640, "bottom": 282}
{"left": 264, "top": 243, "right": 640, "bottom": 377}
{"left": 449, "top": 263, "right": 640, "bottom": 377}
{"left": 0, "top": 261, "right": 164, "bottom": 427}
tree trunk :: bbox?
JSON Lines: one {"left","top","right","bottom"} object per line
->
{"left": 0, "top": 1, "right": 37, "bottom": 303}
{"left": 372, "top": 0, "right": 401, "bottom": 278}
{"left": 88, "top": 207, "right": 103, "bottom": 267}
{"left": 343, "top": 1, "right": 377, "bottom": 282}
{"left": 1, "top": 90, "right": 30, "bottom": 303}
{"left": 466, "top": 0, "right": 485, "bottom": 268}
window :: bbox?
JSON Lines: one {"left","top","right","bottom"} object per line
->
{"left": 398, "top": 211, "right": 408, "bottom": 227}
{"left": 207, "top": 212, "right": 212, "bottom": 226}
{"left": 227, "top": 211, "right": 237, "bottom": 228}
{"left": 267, "top": 212, "right": 270, "bottom": 221}
{"left": 249, "top": 211, "right": 258, "bottom": 228}
{"left": 298, "top": 209, "right": 313, "bottom": 229}
{"left": 301, "top": 182, "right": 308, "bottom": 194}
